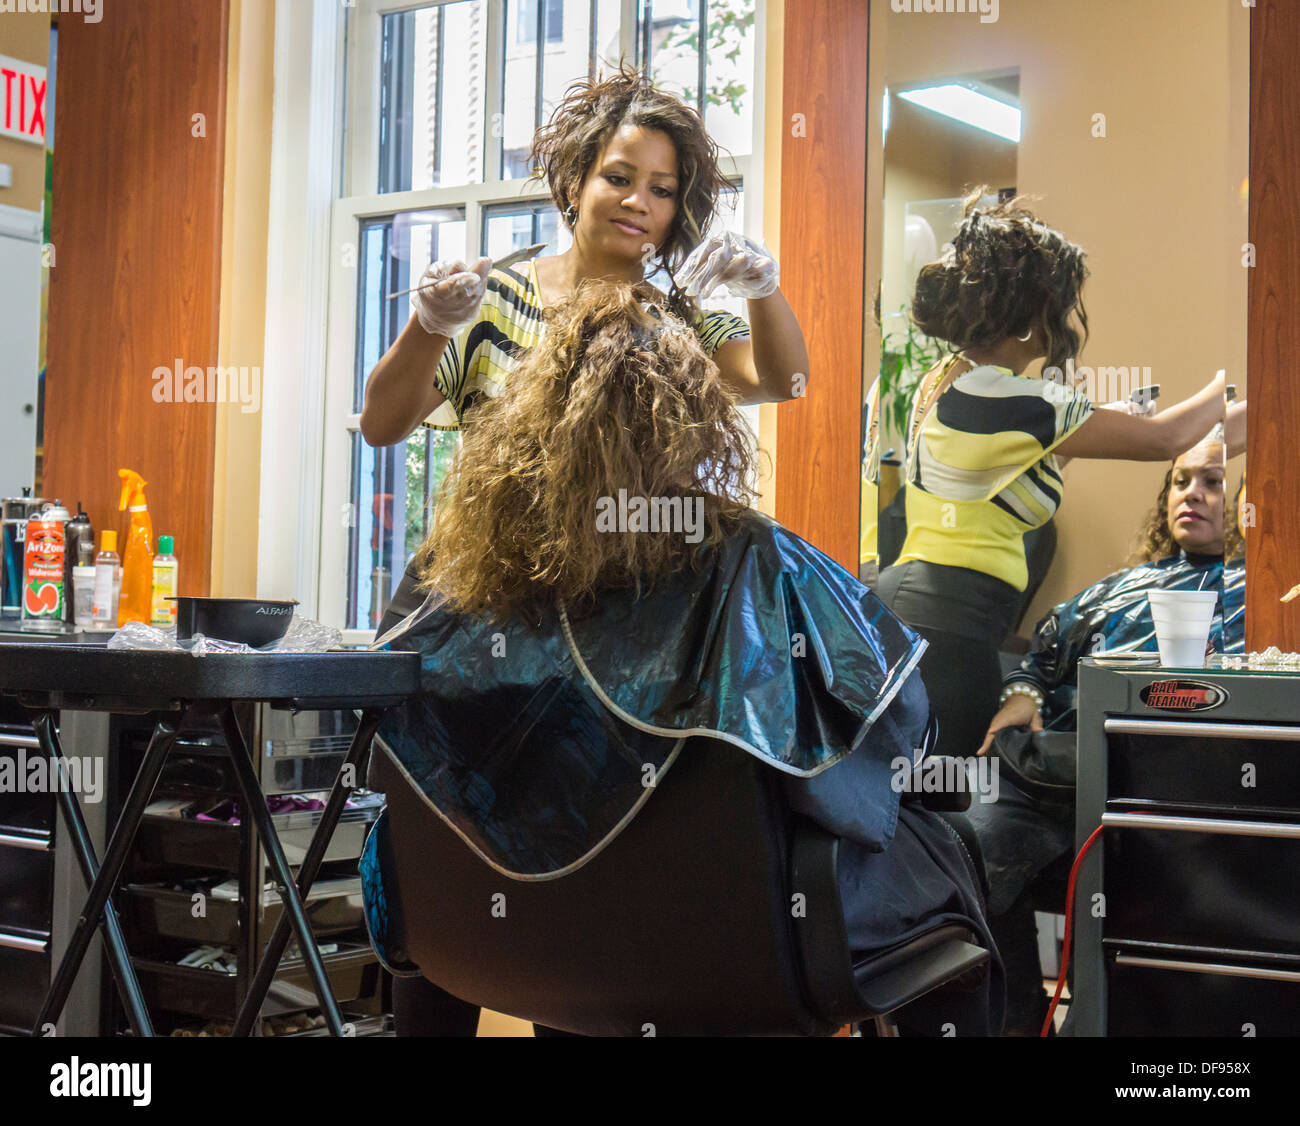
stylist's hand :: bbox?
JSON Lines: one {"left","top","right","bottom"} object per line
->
{"left": 677, "top": 231, "right": 779, "bottom": 300}
{"left": 411, "top": 256, "right": 492, "bottom": 337}
{"left": 976, "top": 694, "right": 1043, "bottom": 757}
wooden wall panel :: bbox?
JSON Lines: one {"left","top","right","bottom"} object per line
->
{"left": 45, "top": 0, "right": 229, "bottom": 595}
{"left": 1246, "top": 0, "right": 1300, "bottom": 650}
{"left": 775, "top": 0, "right": 868, "bottom": 568}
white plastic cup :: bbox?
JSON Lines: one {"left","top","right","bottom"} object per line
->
{"left": 1147, "top": 589, "right": 1219, "bottom": 668}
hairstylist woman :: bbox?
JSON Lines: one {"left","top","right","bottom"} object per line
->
{"left": 875, "top": 189, "right": 1226, "bottom": 761}
{"left": 358, "top": 65, "right": 810, "bottom": 1036}
{"left": 361, "top": 65, "right": 808, "bottom": 634}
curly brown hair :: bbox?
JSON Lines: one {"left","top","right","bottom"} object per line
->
{"left": 529, "top": 63, "right": 731, "bottom": 324}
{"left": 413, "top": 279, "right": 760, "bottom": 622}
{"left": 1130, "top": 448, "right": 1244, "bottom": 564}
{"left": 911, "top": 186, "right": 1090, "bottom": 374}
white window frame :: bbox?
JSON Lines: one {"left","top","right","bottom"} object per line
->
{"left": 268, "top": 0, "right": 766, "bottom": 645}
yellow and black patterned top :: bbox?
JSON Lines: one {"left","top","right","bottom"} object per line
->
{"left": 898, "top": 356, "right": 1094, "bottom": 592}
{"left": 422, "top": 257, "right": 752, "bottom": 432}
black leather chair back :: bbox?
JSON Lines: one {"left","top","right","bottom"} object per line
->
{"left": 382, "top": 737, "right": 836, "bottom": 1036}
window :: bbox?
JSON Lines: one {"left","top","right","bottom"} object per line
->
{"left": 514, "top": 0, "right": 564, "bottom": 44}
{"left": 325, "top": 0, "right": 761, "bottom": 639}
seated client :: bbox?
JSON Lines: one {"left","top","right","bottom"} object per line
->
{"left": 968, "top": 434, "right": 1243, "bottom": 1034}
{"left": 359, "top": 279, "right": 1003, "bottom": 1035}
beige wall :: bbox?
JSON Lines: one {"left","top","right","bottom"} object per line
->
{"left": 0, "top": 10, "right": 49, "bottom": 214}
{"left": 211, "top": 0, "right": 273, "bottom": 597}
{"left": 867, "top": 0, "right": 1249, "bottom": 631}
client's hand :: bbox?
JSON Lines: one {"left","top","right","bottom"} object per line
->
{"left": 677, "top": 231, "right": 780, "bottom": 300}
{"left": 976, "top": 693, "right": 1043, "bottom": 757}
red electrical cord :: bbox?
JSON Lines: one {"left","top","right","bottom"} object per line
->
{"left": 1041, "top": 823, "right": 1104, "bottom": 1037}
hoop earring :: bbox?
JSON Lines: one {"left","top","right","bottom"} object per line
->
{"left": 563, "top": 204, "right": 578, "bottom": 227}
{"left": 1016, "top": 326, "right": 1034, "bottom": 343}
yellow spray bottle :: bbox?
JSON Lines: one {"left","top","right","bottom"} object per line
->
{"left": 117, "top": 469, "right": 155, "bottom": 627}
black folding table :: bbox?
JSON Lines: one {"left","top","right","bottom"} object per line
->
{"left": 0, "top": 645, "right": 421, "bottom": 1037}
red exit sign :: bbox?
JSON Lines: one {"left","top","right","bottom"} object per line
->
{"left": 0, "top": 55, "right": 47, "bottom": 147}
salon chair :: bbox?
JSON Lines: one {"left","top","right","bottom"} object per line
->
{"left": 379, "top": 736, "right": 993, "bottom": 1037}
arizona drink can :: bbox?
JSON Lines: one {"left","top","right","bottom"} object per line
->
{"left": 23, "top": 504, "right": 70, "bottom": 629}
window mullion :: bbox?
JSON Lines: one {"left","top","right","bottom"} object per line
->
{"left": 619, "top": 0, "right": 638, "bottom": 67}
{"left": 697, "top": 0, "right": 707, "bottom": 114}
{"left": 534, "top": 0, "right": 546, "bottom": 133}
{"left": 483, "top": 0, "right": 505, "bottom": 183}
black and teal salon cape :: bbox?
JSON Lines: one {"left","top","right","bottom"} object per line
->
{"left": 359, "top": 509, "right": 932, "bottom": 976}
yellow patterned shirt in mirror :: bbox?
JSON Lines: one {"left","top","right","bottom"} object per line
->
{"left": 898, "top": 358, "right": 1094, "bottom": 592}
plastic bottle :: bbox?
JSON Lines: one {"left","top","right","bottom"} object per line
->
{"left": 116, "top": 469, "right": 155, "bottom": 627}
{"left": 92, "top": 530, "right": 122, "bottom": 630}
{"left": 72, "top": 565, "right": 95, "bottom": 629}
{"left": 151, "top": 536, "right": 178, "bottom": 627}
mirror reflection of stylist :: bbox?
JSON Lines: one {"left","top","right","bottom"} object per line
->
{"left": 356, "top": 65, "right": 810, "bottom": 1037}
{"left": 876, "top": 189, "right": 1226, "bottom": 760}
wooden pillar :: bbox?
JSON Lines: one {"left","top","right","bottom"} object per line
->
{"left": 776, "top": 0, "right": 868, "bottom": 568}
{"left": 1246, "top": 0, "right": 1300, "bottom": 650}
{"left": 45, "top": 0, "right": 230, "bottom": 594}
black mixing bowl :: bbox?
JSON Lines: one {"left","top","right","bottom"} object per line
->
{"left": 168, "top": 597, "right": 299, "bottom": 648}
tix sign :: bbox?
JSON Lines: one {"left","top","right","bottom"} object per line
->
{"left": 0, "top": 55, "right": 48, "bottom": 146}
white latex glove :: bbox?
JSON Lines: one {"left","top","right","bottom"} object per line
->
{"left": 1099, "top": 398, "right": 1157, "bottom": 417}
{"left": 676, "top": 231, "right": 779, "bottom": 301}
{"left": 411, "top": 256, "right": 492, "bottom": 337}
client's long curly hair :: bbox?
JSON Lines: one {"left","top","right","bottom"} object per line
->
{"left": 413, "top": 279, "right": 760, "bottom": 622}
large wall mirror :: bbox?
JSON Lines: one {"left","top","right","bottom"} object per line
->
{"left": 862, "top": 0, "right": 1247, "bottom": 660}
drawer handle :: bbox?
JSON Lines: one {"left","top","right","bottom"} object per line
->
{"left": 1115, "top": 953, "right": 1300, "bottom": 983}
{"left": 0, "top": 733, "right": 41, "bottom": 750}
{"left": 1103, "top": 811, "right": 1300, "bottom": 839}
{"left": 0, "top": 830, "right": 52, "bottom": 851}
{"left": 1104, "top": 718, "right": 1300, "bottom": 741}
{"left": 0, "top": 930, "right": 48, "bottom": 954}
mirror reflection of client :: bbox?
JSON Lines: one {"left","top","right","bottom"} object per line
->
{"left": 361, "top": 280, "right": 1002, "bottom": 1036}
{"left": 968, "top": 435, "right": 1243, "bottom": 1035}
{"left": 875, "top": 188, "right": 1227, "bottom": 762}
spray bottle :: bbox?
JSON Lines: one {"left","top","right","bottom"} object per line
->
{"left": 117, "top": 469, "right": 155, "bottom": 627}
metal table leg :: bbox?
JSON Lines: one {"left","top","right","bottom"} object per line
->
{"left": 32, "top": 711, "right": 178, "bottom": 1037}
{"left": 218, "top": 704, "right": 347, "bottom": 1036}
{"left": 230, "top": 708, "right": 383, "bottom": 1037}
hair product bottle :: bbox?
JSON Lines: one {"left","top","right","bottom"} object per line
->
{"left": 116, "top": 469, "right": 155, "bottom": 627}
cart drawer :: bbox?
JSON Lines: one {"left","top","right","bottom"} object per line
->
{"left": 1103, "top": 819, "right": 1300, "bottom": 956}
{"left": 124, "top": 878, "right": 365, "bottom": 946}
{"left": 1107, "top": 949, "right": 1300, "bottom": 1036}
{"left": 0, "top": 842, "right": 53, "bottom": 933}
{"left": 131, "top": 945, "right": 381, "bottom": 1018}
{"left": 0, "top": 940, "right": 49, "bottom": 1034}
{"left": 1106, "top": 718, "right": 1300, "bottom": 812}
{"left": 134, "top": 813, "right": 372, "bottom": 871}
